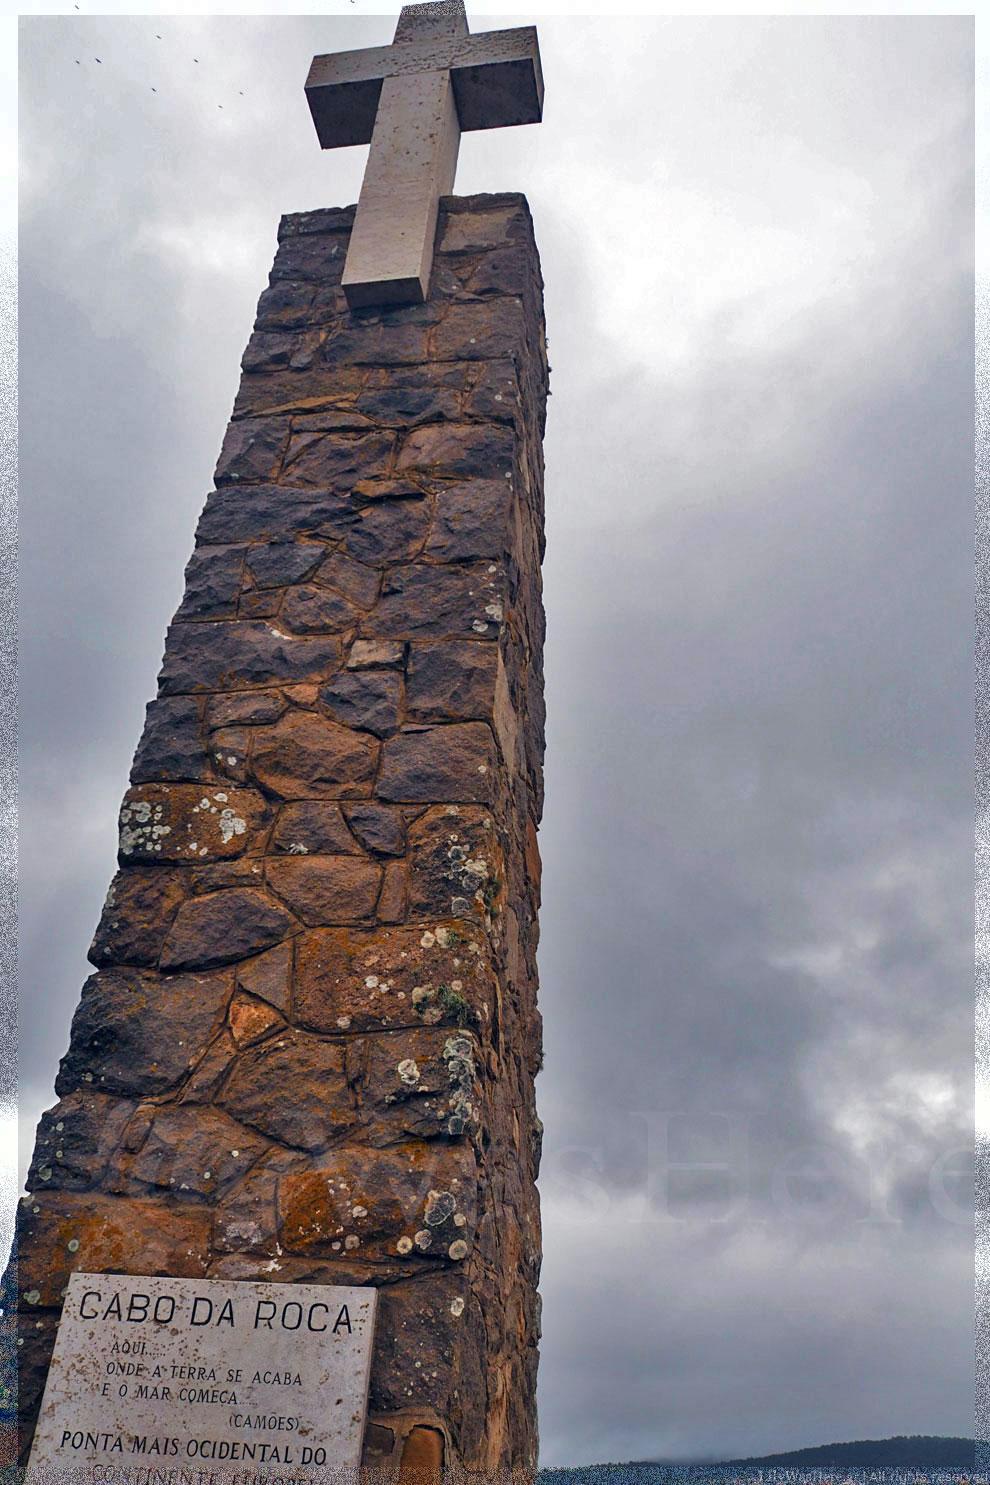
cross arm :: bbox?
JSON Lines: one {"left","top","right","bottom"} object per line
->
{"left": 305, "top": 26, "right": 543, "bottom": 149}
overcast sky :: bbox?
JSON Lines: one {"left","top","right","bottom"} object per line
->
{"left": 14, "top": 10, "right": 976, "bottom": 1467}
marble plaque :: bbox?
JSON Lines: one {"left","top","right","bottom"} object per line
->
{"left": 27, "top": 1272, "right": 377, "bottom": 1484}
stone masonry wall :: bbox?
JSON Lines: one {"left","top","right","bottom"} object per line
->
{"left": 6, "top": 193, "right": 548, "bottom": 1477}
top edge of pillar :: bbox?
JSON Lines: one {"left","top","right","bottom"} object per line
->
{"left": 278, "top": 192, "right": 537, "bottom": 242}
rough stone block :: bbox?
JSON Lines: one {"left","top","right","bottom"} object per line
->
{"left": 160, "top": 887, "right": 297, "bottom": 970}
{"left": 55, "top": 968, "right": 232, "bottom": 1098}
{"left": 271, "top": 801, "right": 362, "bottom": 856}
{"left": 159, "top": 620, "right": 342, "bottom": 693}
{"left": 130, "top": 697, "right": 209, "bottom": 784}
{"left": 319, "top": 670, "right": 403, "bottom": 737}
{"left": 245, "top": 540, "right": 327, "bottom": 588}
{"left": 378, "top": 725, "right": 496, "bottom": 804}
{"left": 89, "top": 868, "right": 190, "bottom": 969}
{"left": 218, "top": 1033, "right": 352, "bottom": 1152}
{"left": 266, "top": 855, "right": 382, "bottom": 926}
{"left": 407, "top": 642, "right": 498, "bottom": 721}
{"left": 250, "top": 711, "right": 380, "bottom": 799}
{"left": 117, "top": 784, "right": 270, "bottom": 864}
{"left": 364, "top": 563, "right": 505, "bottom": 640}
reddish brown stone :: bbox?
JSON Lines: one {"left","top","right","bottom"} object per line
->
{"left": 378, "top": 725, "right": 496, "bottom": 804}
{"left": 280, "top": 584, "right": 360, "bottom": 634}
{"left": 250, "top": 711, "right": 379, "bottom": 800}
{"left": 235, "top": 941, "right": 293, "bottom": 1012}
{"left": 397, "top": 423, "right": 514, "bottom": 479}
{"left": 407, "top": 642, "right": 498, "bottom": 722}
{"left": 266, "top": 856, "right": 382, "bottom": 926}
{"left": 294, "top": 922, "right": 490, "bottom": 1036}
{"left": 15, "top": 1194, "right": 211, "bottom": 1307}
{"left": 406, "top": 807, "right": 503, "bottom": 921}
{"left": 89, "top": 868, "right": 189, "bottom": 968}
{"left": 160, "top": 887, "right": 296, "bottom": 971}
{"left": 117, "top": 784, "right": 270, "bottom": 864}
{"left": 377, "top": 862, "right": 408, "bottom": 924}
{"left": 55, "top": 966, "right": 232, "bottom": 1099}
{"left": 218, "top": 1033, "right": 352, "bottom": 1152}
{"left": 108, "top": 1105, "right": 268, "bottom": 1198}
{"left": 228, "top": 992, "right": 286, "bottom": 1047}
{"left": 278, "top": 1140, "right": 474, "bottom": 1263}
{"left": 271, "top": 801, "right": 361, "bottom": 856}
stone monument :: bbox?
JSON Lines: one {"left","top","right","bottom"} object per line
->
{"left": 5, "top": 1, "right": 548, "bottom": 1479}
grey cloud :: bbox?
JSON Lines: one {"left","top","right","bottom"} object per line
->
{"left": 16, "top": 13, "right": 973, "bottom": 1465}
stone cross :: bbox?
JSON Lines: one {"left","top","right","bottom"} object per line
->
{"left": 305, "top": 0, "right": 543, "bottom": 308}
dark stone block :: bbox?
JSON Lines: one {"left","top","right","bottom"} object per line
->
{"left": 160, "top": 888, "right": 297, "bottom": 971}
{"left": 254, "top": 280, "right": 318, "bottom": 331}
{"left": 354, "top": 385, "right": 461, "bottom": 427}
{"left": 250, "top": 711, "right": 379, "bottom": 800}
{"left": 377, "top": 724, "right": 496, "bottom": 803}
{"left": 26, "top": 1091, "right": 135, "bottom": 1193}
{"left": 344, "top": 803, "right": 406, "bottom": 856}
{"left": 130, "top": 697, "right": 209, "bottom": 784}
{"left": 315, "top": 551, "right": 381, "bottom": 608}
{"left": 205, "top": 691, "right": 286, "bottom": 728}
{"left": 214, "top": 418, "right": 290, "bottom": 485}
{"left": 55, "top": 968, "right": 232, "bottom": 1097}
{"left": 89, "top": 868, "right": 190, "bottom": 968}
{"left": 271, "top": 802, "right": 363, "bottom": 856}
{"left": 159, "top": 620, "right": 341, "bottom": 693}
{"left": 407, "top": 642, "right": 498, "bottom": 722}
{"left": 245, "top": 541, "right": 327, "bottom": 588}
{"left": 344, "top": 500, "right": 431, "bottom": 566}
{"left": 280, "top": 584, "right": 360, "bottom": 634}
{"left": 196, "top": 483, "right": 358, "bottom": 545}
{"left": 281, "top": 430, "right": 395, "bottom": 490}
{"left": 175, "top": 546, "right": 245, "bottom": 621}
{"left": 426, "top": 481, "right": 510, "bottom": 562}
{"left": 397, "top": 422, "right": 515, "bottom": 479}
{"left": 319, "top": 670, "right": 402, "bottom": 737}
{"left": 363, "top": 563, "right": 505, "bottom": 640}
{"left": 218, "top": 1034, "right": 352, "bottom": 1152}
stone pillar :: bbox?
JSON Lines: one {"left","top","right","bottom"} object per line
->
{"left": 6, "top": 192, "right": 548, "bottom": 1476}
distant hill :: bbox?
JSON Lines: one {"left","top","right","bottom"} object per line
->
{"left": 538, "top": 1435, "right": 980, "bottom": 1477}
{"left": 723, "top": 1436, "right": 977, "bottom": 1470}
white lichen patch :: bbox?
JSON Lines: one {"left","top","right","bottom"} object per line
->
{"left": 397, "top": 1058, "right": 420, "bottom": 1087}
{"left": 448, "top": 1240, "right": 468, "bottom": 1261}
{"left": 449, "top": 1297, "right": 465, "bottom": 1317}
{"left": 420, "top": 932, "right": 436, "bottom": 949}
{"left": 396, "top": 1236, "right": 413, "bottom": 1255}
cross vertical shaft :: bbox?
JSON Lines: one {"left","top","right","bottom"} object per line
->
{"left": 342, "top": 68, "right": 460, "bottom": 308}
